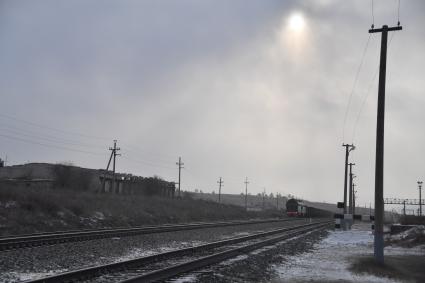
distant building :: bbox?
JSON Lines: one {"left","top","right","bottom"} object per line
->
{"left": 0, "top": 162, "right": 175, "bottom": 197}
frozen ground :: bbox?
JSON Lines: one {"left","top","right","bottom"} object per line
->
{"left": 272, "top": 223, "right": 425, "bottom": 283}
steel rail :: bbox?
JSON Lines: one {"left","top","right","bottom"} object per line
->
{"left": 0, "top": 218, "right": 298, "bottom": 251}
{"left": 24, "top": 220, "right": 330, "bottom": 283}
{"left": 121, "top": 221, "right": 331, "bottom": 283}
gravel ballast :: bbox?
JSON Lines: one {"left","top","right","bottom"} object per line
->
{"left": 0, "top": 219, "right": 309, "bottom": 282}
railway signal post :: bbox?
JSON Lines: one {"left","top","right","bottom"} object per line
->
{"left": 369, "top": 24, "right": 402, "bottom": 264}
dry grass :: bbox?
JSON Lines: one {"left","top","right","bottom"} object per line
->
{"left": 0, "top": 185, "right": 280, "bottom": 236}
{"left": 349, "top": 255, "right": 425, "bottom": 282}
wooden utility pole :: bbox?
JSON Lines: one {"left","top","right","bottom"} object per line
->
{"left": 244, "top": 177, "right": 249, "bottom": 210}
{"left": 418, "top": 181, "right": 423, "bottom": 216}
{"left": 342, "top": 144, "right": 355, "bottom": 213}
{"left": 176, "top": 157, "right": 184, "bottom": 198}
{"left": 110, "top": 140, "right": 121, "bottom": 193}
{"left": 403, "top": 200, "right": 406, "bottom": 217}
{"left": 217, "top": 177, "right": 223, "bottom": 203}
{"left": 369, "top": 24, "right": 402, "bottom": 264}
{"left": 276, "top": 193, "right": 279, "bottom": 210}
{"left": 348, "top": 163, "right": 355, "bottom": 214}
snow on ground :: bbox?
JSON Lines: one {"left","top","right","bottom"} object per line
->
{"left": 273, "top": 223, "right": 425, "bottom": 283}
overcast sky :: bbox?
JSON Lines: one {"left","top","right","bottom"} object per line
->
{"left": 1, "top": 0, "right": 424, "bottom": 209}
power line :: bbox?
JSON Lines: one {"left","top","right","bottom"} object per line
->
{"left": 120, "top": 155, "right": 175, "bottom": 170}
{"left": 342, "top": 34, "right": 372, "bottom": 142}
{"left": 0, "top": 133, "right": 104, "bottom": 156}
{"left": 0, "top": 113, "right": 111, "bottom": 141}
{"left": 0, "top": 125, "right": 102, "bottom": 150}
{"left": 351, "top": 32, "right": 396, "bottom": 143}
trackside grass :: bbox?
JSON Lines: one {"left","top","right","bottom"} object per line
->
{"left": 0, "top": 186, "right": 282, "bottom": 236}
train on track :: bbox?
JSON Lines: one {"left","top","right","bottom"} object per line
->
{"left": 286, "top": 198, "right": 333, "bottom": 218}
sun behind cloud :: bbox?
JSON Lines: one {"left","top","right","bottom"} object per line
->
{"left": 288, "top": 13, "right": 306, "bottom": 32}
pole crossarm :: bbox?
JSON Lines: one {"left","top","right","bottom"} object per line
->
{"left": 384, "top": 198, "right": 424, "bottom": 205}
{"left": 369, "top": 26, "right": 402, "bottom": 33}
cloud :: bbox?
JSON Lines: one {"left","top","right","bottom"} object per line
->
{"left": 0, "top": 0, "right": 424, "bottom": 209}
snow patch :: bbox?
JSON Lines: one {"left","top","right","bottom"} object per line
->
{"left": 273, "top": 223, "right": 423, "bottom": 283}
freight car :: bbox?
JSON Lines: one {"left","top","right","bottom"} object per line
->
{"left": 286, "top": 198, "right": 333, "bottom": 218}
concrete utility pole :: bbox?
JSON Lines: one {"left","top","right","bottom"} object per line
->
{"left": 262, "top": 188, "right": 266, "bottom": 210}
{"left": 109, "top": 140, "right": 121, "bottom": 193}
{"left": 217, "top": 177, "right": 223, "bottom": 203}
{"left": 348, "top": 163, "right": 355, "bottom": 214}
{"left": 342, "top": 144, "right": 355, "bottom": 213}
{"left": 418, "top": 181, "right": 423, "bottom": 216}
{"left": 176, "top": 157, "right": 184, "bottom": 198}
{"left": 351, "top": 175, "right": 357, "bottom": 214}
{"left": 244, "top": 177, "right": 249, "bottom": 210}
{"left": 353, "top": 186, "right": 357, "bottom": 216}
{"left": 369, "top": 24, "right": 402, "bottom": 264}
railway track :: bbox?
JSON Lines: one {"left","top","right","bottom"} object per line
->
{"left": 0, "top": 218, "right": 297, "bottom": 251}
{"left": 25, "top": 220, "right": 331, "bottom": 283}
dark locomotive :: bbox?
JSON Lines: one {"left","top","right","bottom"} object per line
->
{"left": 286, "top": 198, "right": 333, "bottom": 218}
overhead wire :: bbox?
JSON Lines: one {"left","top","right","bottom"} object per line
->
{"left": 120, "top": 154, "right": 175, "bottom": 170}
{"left": 397, "top": 0, "right": 401, "bottom": 26}
{"left": 0, "top": 133, "right": 105, "bottom": 156}
{"left": 342, "top": 34, "right": 372, "bottom": 142}
{"left": 0, "top": 113, "right": 180, "bottom": 169}
{"left": 351, "top": 32, "right": 397, "bottom": 143}
{"left": 0, "top": 123, "right": 102, "bottom": 150}
{"left": 0, "top": 113, "right": 111, "bottom": 141}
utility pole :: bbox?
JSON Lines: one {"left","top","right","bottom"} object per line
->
{"left": 348, "top": 163, "right": 355, "bottom": 214}
{"left": 418, "top": 181, "right": 423, "bottom": 216}
{"left": 110, "top": 140, "right": 121, "bottom": 193}
{"left": 351, "top": 175, "right": 357, "bottom": 214}
{"left": 276, "top": 192, "right": 279, "bottom": 210}
{"left": 262, "top": 188, "right": 266, "bottom": 211}
{"left": 403, "top": 199, "right": 406, "bottom": 217}
{"left": 176, "top": 157, "right": 184, "bottom": 198}
{"left": 244, "top": 177, "right": 249, "bottom": 211}
{"left": 342, "top": 144, "right": 355, "bottom": 214}
{"left": 369, "top": 23, "right": 402, "bottom": 264}
{"left": 217, "top": 177, "right": 223, "bottom": 203}
{"left": 353, "top": 186, "right": 357, "bottom": 216}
